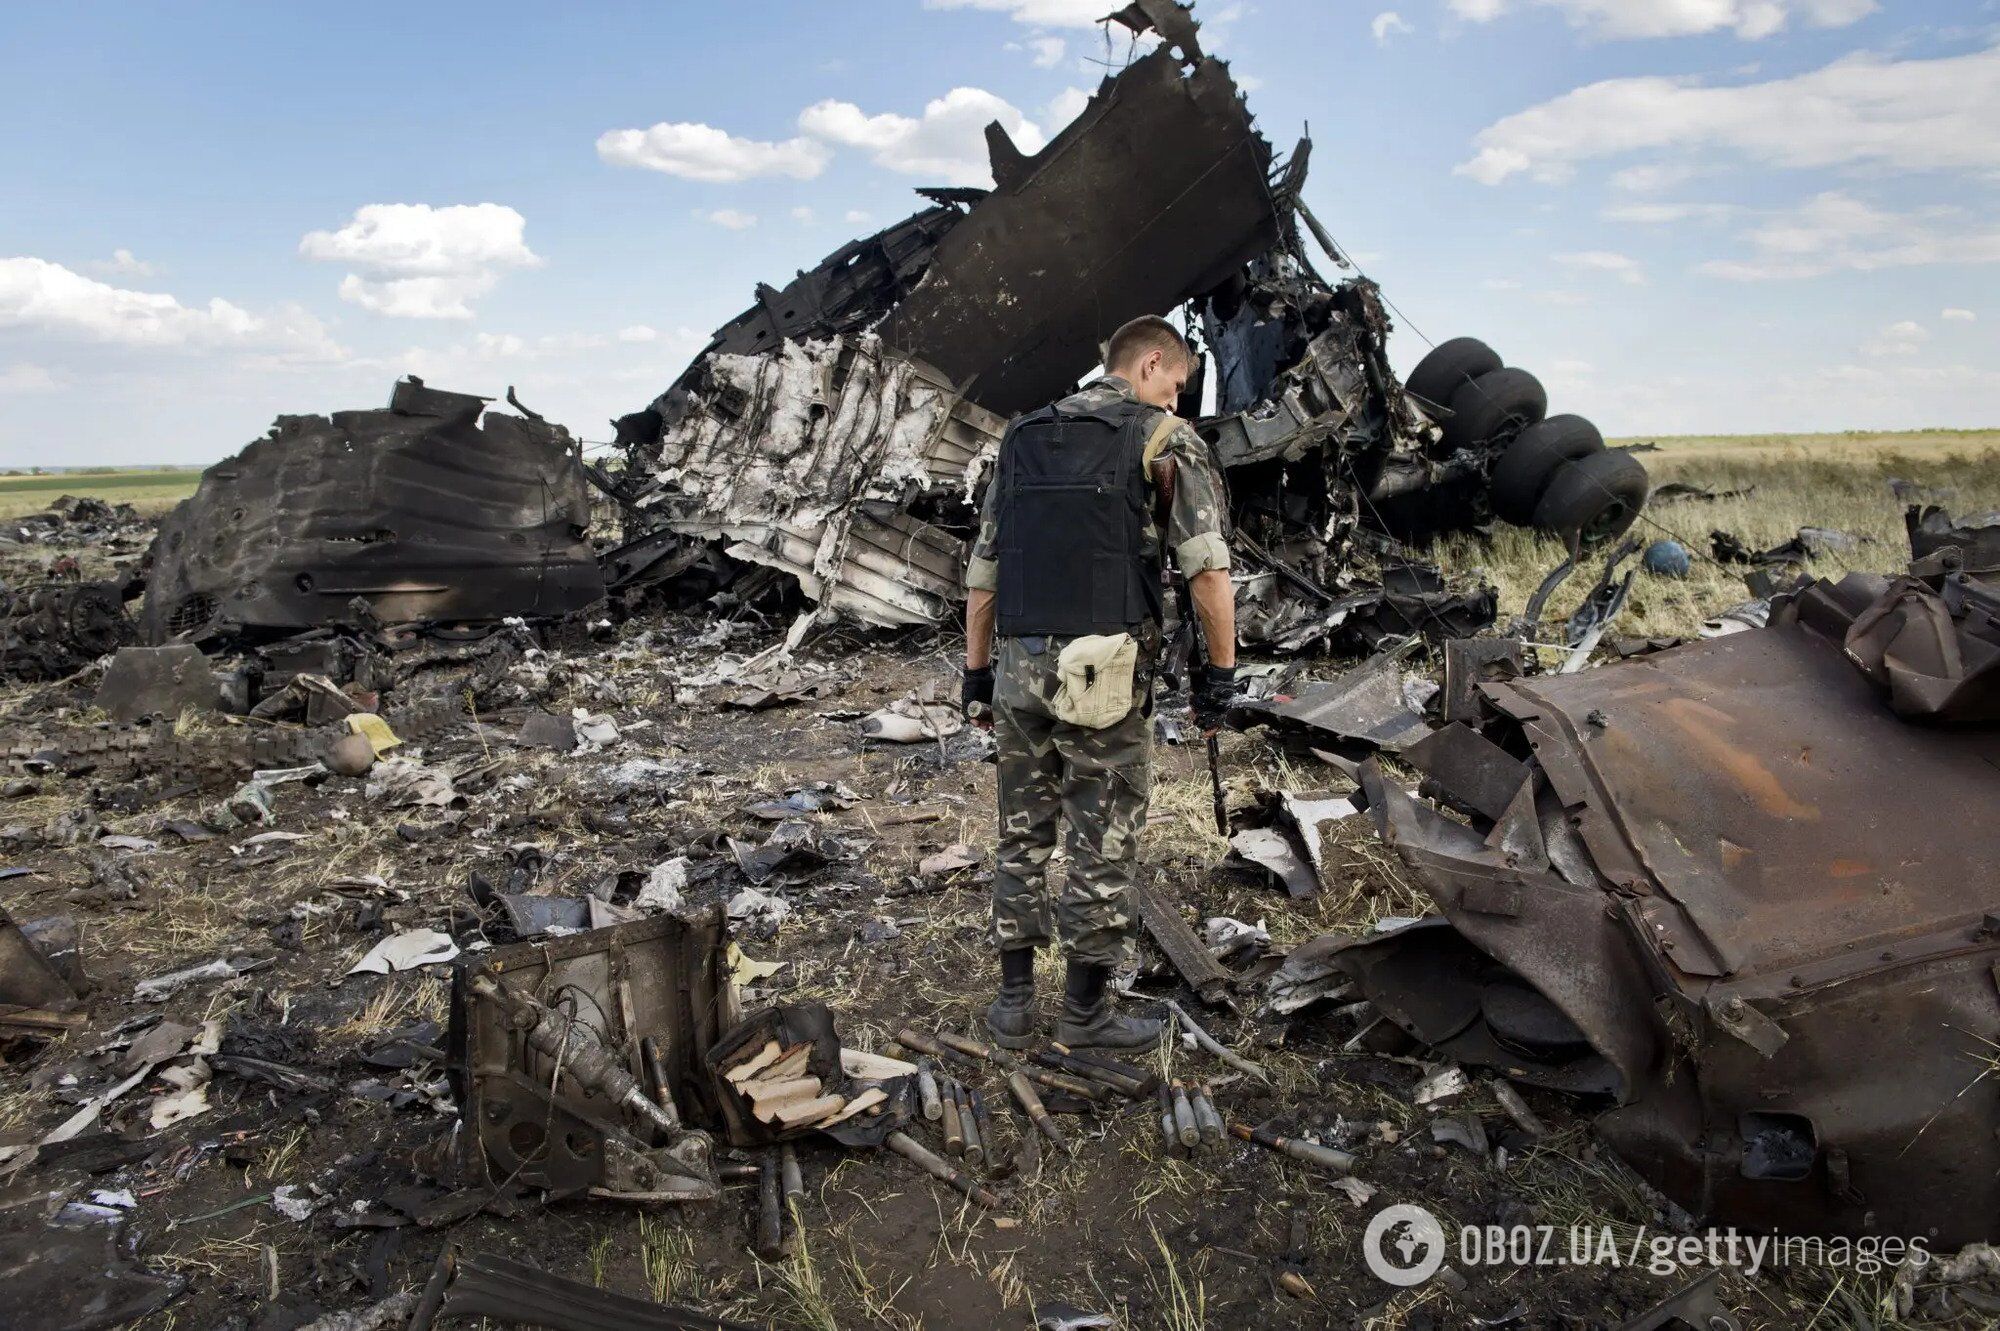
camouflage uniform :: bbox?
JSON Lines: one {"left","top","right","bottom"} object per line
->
{"left": 966, "top": 375, "right": 1231, "bottom": 967}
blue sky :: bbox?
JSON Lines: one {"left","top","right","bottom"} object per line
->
{"left": 1, "top": 0, "right": 1994, "bottom": 466}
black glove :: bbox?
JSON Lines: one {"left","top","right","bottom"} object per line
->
{"left": 1192, "top": 662, "right": 1237, "bottom": 733}
{"left": 962, "top": 664, "right": 995, "bottom": 721}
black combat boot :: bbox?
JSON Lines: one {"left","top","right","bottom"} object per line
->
{"left": 1054, "top": 959, "right": 1162, "bottom": 1052}
{"left": 984, "top": 947, "right": 1039, "bottom": 1049}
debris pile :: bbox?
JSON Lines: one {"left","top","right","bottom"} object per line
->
{"left": 1277, "top": 549, "right": 2000, "bottom": 1244}
{"left": 8, "top": 4, "right": 2000, "bottom": 1328}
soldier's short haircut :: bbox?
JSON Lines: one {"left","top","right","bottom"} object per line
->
{"left": 1104, "top": 315, "right": 1189, "bottom": 374}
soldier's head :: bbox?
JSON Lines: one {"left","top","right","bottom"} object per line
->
{"left": 1104, "top": 315, "right": 1191, "bottom": 410}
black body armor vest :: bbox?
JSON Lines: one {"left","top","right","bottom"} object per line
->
{"left": 993, "top": 399, "right": 1163, "bottom": 637}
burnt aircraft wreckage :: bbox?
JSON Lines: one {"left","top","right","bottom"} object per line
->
{"left": 142, "top": 377, "right": 603, "bottom": 645}
{"left": 589, "top": 0, "right": 1643, "bottom": 645}
{"left": 114, "top": 0, "right": 1638, "bottom": 657}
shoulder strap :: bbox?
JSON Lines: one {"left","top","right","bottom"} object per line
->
{"left": 1143, "top": 412, "right": 1181, "bottom": 527}
{"left": 1141, "top": 412, "right": 1181, "bottom": 469}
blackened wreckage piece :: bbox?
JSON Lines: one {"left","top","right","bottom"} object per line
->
{"left": 1320, "top": 547, "right": 2000, "bottom": 1244}
{"left": 598, "top": 0, "right": 1640, "bottom": 637}
{"left": 143, "top": 377, "right": 603, "bottom": 644}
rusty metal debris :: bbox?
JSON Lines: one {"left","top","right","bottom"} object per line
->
{"left": 448, "top": 911, "right": 732, "bottom": 1203}
{"left": 0, "top": 907, "right": 88, "bottom": 1044}
{"left": 408, "top": 1244, "right": 758, "bottom": 1331}
{"left": 1316, "top": 556, "right": 2000, "bottom": 1243}
{"left": 1134, "top": 878, "right": 1235, "bottom": 1007}
{"left": 1, "top": 1206, "right": 187, "bottom": 1330}
{"left": 1907, "top": 502, "right": 2000, "bottom": 575}
{"left": 1611, "top": 1271, "right": 1742, "bottom": 1331}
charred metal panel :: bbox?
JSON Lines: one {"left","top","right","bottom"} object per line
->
{"left": 143, "top": 379, "right": 602, "bottom": 640}
{"left": 447, "top": 911, "right": 735, "bottom": 1202}
{"left": 1491, "top": 619, "right": 2000, "bottom": 987}
{"left": 876, "top": 45, "right": 1279, "bottom": 416}
{"left": 1332, "top": 574, "right": 2000, "bottom": 1243}
{"left": 634, "top": 335, "right": 1004, "bottom": 629}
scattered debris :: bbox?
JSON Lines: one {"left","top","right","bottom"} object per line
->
{"left": 452, "top": 912, "right": 729, "bottom": 1202}
{"left": 94, "top": 644, "right": 219, "bottom": 721}
{"left": 406, "top": 1245, "right": 757, "bottom": 1331}
{"left": 133, "top": 954, "right": 266, "bottom": 1002}
{"left": 859, "top": 697, "right": 963, "bottom": 743}
{"left": 346, "top": 929, "right": 459, "bottom": 976}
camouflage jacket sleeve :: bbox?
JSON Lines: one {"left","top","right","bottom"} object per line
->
{"left": 964, "top": 457, "right": 1002, "bottom": 593}
{"left": 1153, "top": 416, "right": 1231, "bottom": 577}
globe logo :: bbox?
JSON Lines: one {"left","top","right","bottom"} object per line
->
{"left": 1363, "top": 1203, "right": 1447, "bottom": 1286}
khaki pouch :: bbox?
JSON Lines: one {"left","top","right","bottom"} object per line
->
{"left": 1052, "top": 632, "right": 1138, "bottom": 729}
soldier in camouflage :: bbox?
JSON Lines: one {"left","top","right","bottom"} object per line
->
{"left": 959, "top": 315, "right": 1240, "bottom": 1052}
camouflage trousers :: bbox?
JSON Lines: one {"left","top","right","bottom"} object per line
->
{"left": 989, "top": 634, "right": 1154, "bottom": 968}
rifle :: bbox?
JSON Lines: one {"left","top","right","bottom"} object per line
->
{"left": 1175, "top": 575, "right": 1229, "bottom": 837}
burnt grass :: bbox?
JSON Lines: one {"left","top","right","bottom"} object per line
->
{"left": 0, "top": 540, "right": 1966, "bottom": 1330}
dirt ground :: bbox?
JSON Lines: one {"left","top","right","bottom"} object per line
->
{"left": 2, "top": 450, "right": 1993, "bottom": 1330}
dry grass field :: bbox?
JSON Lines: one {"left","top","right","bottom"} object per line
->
{"left": 0, "top": 467, "right": 201, "bottom": 518}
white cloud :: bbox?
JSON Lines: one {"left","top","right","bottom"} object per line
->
{"left": 1445, "top": 0, "right": 1874, "bottom": 40}
{"left": 1556, "top": 249, "right": 1647, "bottom": 283}
{"left": 1942, "top": 307, "right": 1976, "bottom": 322}
{"left": 799, "top": 88, "right": 1044, "bottom": 187}
{"left": 1028, "top": 36, "right": 1066, "bottom": 67}
{"left": 300, "top": 203, "right": 538, "bottom": 276}
{"left": 1609, "top": 162, "right": 1698, "bottom": 193}
{"left": 698, "top": 208, "right": 759, "bottom": 231}
{"left": 923, "top": 0, "right": 1118, "bottom": 28}
{"left": 87, "top": 248, "right": 154, "bottom": 279}
{"left": 618, "top": 324, "right": 659, "bottom": 343}
{"left": 1601, "top": 200, "right": 1737, "bottom": 223}
{"left": 1698, "top": 191, "right": 2000, "bottom": 281}
{"left": 301, "top": 203, "right": 541, "bottom": 320}
{"left": 596, "top": 121, "right": 829, "bottom": 183}
{"left": 1044, "top": 87, "right": 1093, "bottom": 128}
{"left": 0, "top": 256, "right": 343, "bottom": 359}
{"left": 1371, "top": 11, "right": 1412, "bottom": 44}
{"left": 0, "top": 364, "right": 61, "bottom": 394}
{"left": 790, "top": 205, "right": 815, "bottom": 224}
{"left": 337, "top": 273, "right": 495, "bottom": 321}
{"left": 1459, "top": 45, "right": 2000, "bottom": 186}
{"left": 1861, "top": 319, "right": 1930, "bottom": 357}
{"left": 1480, "top": 276, "right": 1524, "bottom": 290}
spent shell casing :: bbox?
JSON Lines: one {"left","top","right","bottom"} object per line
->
{"left": 1229, "top": 1122, "right": 1356, "bottom": 1174}
{"left": 885, "top": 1130, "right": 1000, "bottom": 1208}
{"left": 779, "top": 1142, "right": 803, "bottom": 1203}
{"left": 940, "top": 1078, "right": 965, "bottom": 1155}
{"left": 1193, "top": 1082, "right": 1225, "bottom": 1145}
{"left": 917, "top": 1059, "right": 943, "bottom": 1122}
{"left": 1171, "top": 1080, "right": 1200, "bottom": 1149}
{"left": 755, "top": 1150, "right": 784, "bottom": 1258}
{"left": 1008, "top": 1070, "right": 1068, "bottom": 1148}
{"left": 958, "top": 1084, "right": 985, "bottom": 1167}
